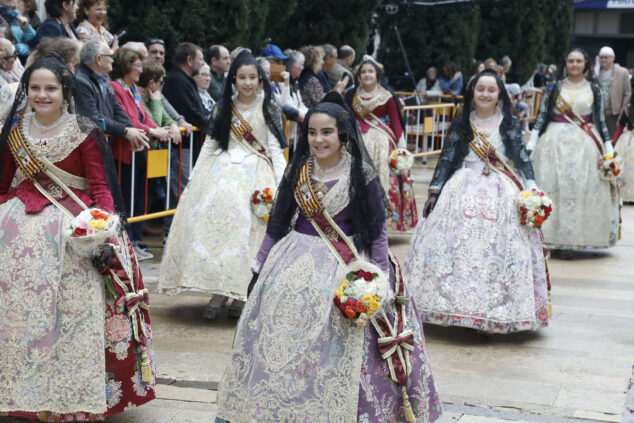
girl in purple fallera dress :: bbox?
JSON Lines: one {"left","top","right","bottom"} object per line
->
{"left": 214, "top": 94, "right": 441, "bottom": 423}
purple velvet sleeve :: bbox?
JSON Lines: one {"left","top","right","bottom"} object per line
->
{"left": 369, "top": 223, "right": 389, "bottom": 273}
{"left": 254, "top": 233, "right": 278, "bottom": 273}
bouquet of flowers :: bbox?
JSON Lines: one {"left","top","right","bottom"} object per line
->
{"left": 251, "top": 187, "right": 275, "bottom": 222}
{"left": 65, "top": 208, "right": 120, "bottom": 257}
{"left": 389, "top": 149, "right": 414, "bottom": 174}
{"left": 597, "top": 152, "right": 622, "bottom": 180}
{"left": 333, "top": 262, "right": 391, "bottom": 327}
{"left": 517, "top": 189, "right": 553, "bottom": 229}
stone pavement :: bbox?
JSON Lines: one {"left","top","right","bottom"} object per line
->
{"left": 103, "top": 164, "right": 634, "bottom": 423}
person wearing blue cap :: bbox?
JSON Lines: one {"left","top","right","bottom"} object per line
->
{"left": 261, "top": 43, "right": 288, "bottom": 65}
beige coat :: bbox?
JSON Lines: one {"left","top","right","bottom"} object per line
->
{"left": 603, "top": 63, "right": 632, "bottom": 115}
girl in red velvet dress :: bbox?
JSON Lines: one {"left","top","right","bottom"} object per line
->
{"left": 346, "top": 58, "right": 418, "bottom": 232}
{"left": 0, "top": 56, "right": 155, "bottom": 422}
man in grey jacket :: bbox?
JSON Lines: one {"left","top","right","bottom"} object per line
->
{"left": 598, "top": 46, "right": 632, "bottom": 137}
{"left": 74, "top": 39, "right": 149, "bottom": 151}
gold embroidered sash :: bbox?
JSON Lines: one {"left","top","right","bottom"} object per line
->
{"left": 352, "top": 94, "right": 399, "bottom": 149}
{"left": 554, "top": 92, "right": 604, "bottom": 155}
{"left": 230, "top": 103, "right": 273, "bottom": 168}
{"left": 294, "top": 159, "right": 359, "bottom": 266}
{"left": 469, "top": 124, "right": 524, "bottom": 191}
{"left": 7, "top": 118, "right": 88, "bottom": 218}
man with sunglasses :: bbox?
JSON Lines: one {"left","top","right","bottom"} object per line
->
{"left": 0, "top": 37, "right": 23, "bottom": 86}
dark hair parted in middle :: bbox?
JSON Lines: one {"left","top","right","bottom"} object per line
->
{"left": 211, "top": 50, "right": 275, "bottom": 151}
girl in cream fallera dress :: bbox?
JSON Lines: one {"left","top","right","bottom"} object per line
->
{"left": 158, "top": 52, "right": 287, "bottom": 318}
{"left": 527, "top": 49, "right": 619, "bottom": 254}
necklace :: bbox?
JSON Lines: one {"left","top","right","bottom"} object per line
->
{"left": 313, "top": 153, "right": 347, "bottom": 179}
{"left": 32, "top": 111, "right": 68, "bottom": 133}
{"left": 564, "top": 77, "right": 586, "bottom": 89}
{"left": 234, "top": 96, "right": 258, "bottom": 112}
{"left": 360, "top": 84, "right": 378, "bottom": 97}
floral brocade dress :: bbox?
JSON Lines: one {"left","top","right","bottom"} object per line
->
{"left": 404, "top": 118, "right": 549, "bottom": 333}
{"left": 615, "top": 124, "right": 634, "bottom": 202}
{"left": 215, "top": 157, "right": 441, "bottom": 423}
{"left": 0, "top": 115, "right": 155, "bottom": 422}
{"left": 158, "top": 97, "right": 286, "bottom": 300}
{"left": 350, "top": 86, "right": 418, "bottom": 231}
{"left": 528, "top": 80, "right": 619, "bottom": 249}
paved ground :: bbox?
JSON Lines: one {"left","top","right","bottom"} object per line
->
{"left": 103, "top": 163, "right": 633, "bottom": 423}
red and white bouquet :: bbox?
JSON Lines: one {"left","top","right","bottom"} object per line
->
{"left": 333, "top": 262, "right": 391, "bottom": 327}
{"left": 65, "top": 208, "right": 120, "bottom": 257}
{"left": 251, "top": 187, "right": 275, "bottom": 222}
{"left": 597, "top": 152, "right": 622, "bottom": 180}
{"left": 517, "top": 189, "right": 553, "bottom": 229}
{"left": 389, "top": 149, "right": 414, "bottom": 174}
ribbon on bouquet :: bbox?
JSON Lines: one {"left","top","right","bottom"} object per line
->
{"left": 294, "top": 159, "right": 417, "bottom": 422}
{"left": 104, "top": 235, "right": 153, "bottom": 382}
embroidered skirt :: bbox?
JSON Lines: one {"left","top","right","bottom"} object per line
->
{"left": 404, "top": 161, "right": 549, "bottom": 333}
{"left": 615, "top": 129, "right": 634, "bottom": 202}
{"left": 158, "top": 150, "right": 274, "bottom": 299}
{"left": 215, "top": 231, "right": 441, "bottom": 423}
{"left": 533, "top": 122, "right": 619, "bottom": 249}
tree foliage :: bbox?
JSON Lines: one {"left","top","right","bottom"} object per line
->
{"left": 106, "top": 0, "right": 380, "bottom": 67}
{"left": 375, "top": 0, "right": 573, "bottom": 90}
{"left": 104, "top": 0, "right": 573, "bottom": 88}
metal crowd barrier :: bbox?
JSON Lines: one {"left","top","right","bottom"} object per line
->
{"left": 402, "top": 103, "right": 457, "bottom": 160}
{"left": 110, "top": 126, "right": 203, "bottom": 224}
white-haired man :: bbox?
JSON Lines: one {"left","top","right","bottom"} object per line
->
{"left": 598, "top": 46, "right": 632, "bottom": 137}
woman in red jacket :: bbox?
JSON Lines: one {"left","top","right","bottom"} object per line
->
{"left": 0, "top": 55, "right": 156, "bottom": 422}
{"left": 110, "top": 47, "right": 169, "bottom": 258}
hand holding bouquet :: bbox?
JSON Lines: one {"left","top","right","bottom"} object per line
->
{"left": 333, "top": 262, "right": 391, "bottom": 327}
{"left": 251, "top": 187, "right": 275, "bottom": 222}
{"left": 65, "top": 208, "right": 120, "bottom": 257}
{"left": 597, "top": 152, "right": 622, "bottom": 180}
{"left": 389, "top": 149, "right": 414, "bottom": 175}
{"left": 517, "top": 189, "right": 552, "bottom": 229}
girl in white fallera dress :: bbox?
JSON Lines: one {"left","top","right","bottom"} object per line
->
{"left": 158, "top": 51, "right": 287, "bottom": 318}
{"left": 404, "top": 70, "right": 550, "bottom": 333}
{"left": 527, "top": 48, "right": 619, "bottom": 258}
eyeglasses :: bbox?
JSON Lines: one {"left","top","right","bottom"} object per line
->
{"left": 147, "top": 39, "right": 165, "bottom": 47}
{"left": 133, "top": 63, "right": 143, "bottom": 70}
{"left": 99, "top": 53, "right": 114, "bottom": 58}
{"left": 2, "top": 53, "right": 17, "bottom": 61}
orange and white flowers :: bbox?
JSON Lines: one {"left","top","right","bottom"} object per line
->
{"left": 65, "top": 208, "right": 120, "bottom": 257}
{"left": 251, "top": 187, "right": 275, "bottom": 222}
{"left": 389, "top": 149, "right": 413, "bottom": 174}
{"left": 517, "top": 189, "right": 552, "bottom": 229}
{"left": 598, "top": 152, "right": 622, "bottom": 180}
{"left": 333, "top": 264, "right": 391, "bottom": 327}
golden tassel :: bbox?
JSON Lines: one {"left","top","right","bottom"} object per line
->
{"left": 548, "top": 291, "right": 552, "bottom": 317}
{"left": 401, "top": 385, "right": 416, "bottom": 422}
{"left": 141, "top": 348, "right": 152, "bottom": 383}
